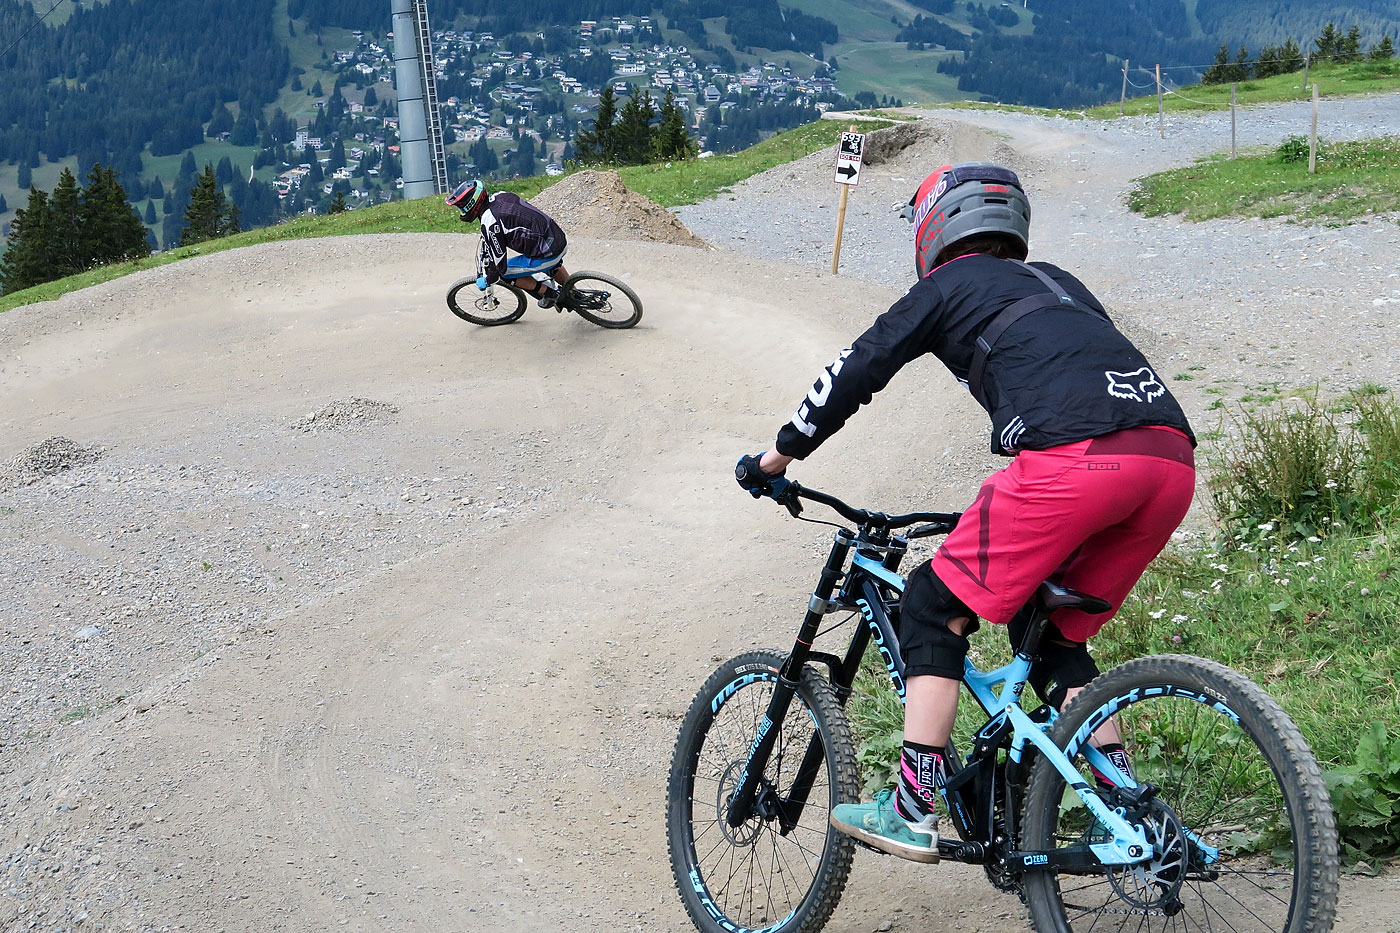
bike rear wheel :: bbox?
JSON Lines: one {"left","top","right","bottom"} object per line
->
{"left": 667, "top": 651, "right": 858, "bottom": 933}
{"left": 562, "top": 271, "right": 642, "bottom": 328}
{"left": 446, "top": 277, "right": 527, "bottom": 325}
{"left": 1021, "top": 654, "right": 1339, "bottom": 933}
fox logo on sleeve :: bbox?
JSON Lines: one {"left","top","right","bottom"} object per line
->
{"left": 1104, "top": 367, "right": 1165, "bottom": 403}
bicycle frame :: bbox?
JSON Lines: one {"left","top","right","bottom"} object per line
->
{"left": 726, "top": 501, "right": 1159, "bottom": 874}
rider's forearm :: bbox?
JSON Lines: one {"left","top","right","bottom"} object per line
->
{"left": 759, "top": 450, "right": 794, "bottom": 475}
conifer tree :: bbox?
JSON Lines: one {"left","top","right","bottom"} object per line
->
{"left": 614, "top": 88, "right": 656, "bottom": 165}
{"left": 1373, "top": 35, "right": 1395, "bottom": 60}
{"left": 1340, "top": 25, "right": 1363, "bottom": 63}
{"left": 222, "top": 199, "right": 241, "bottom": 237}
{"left": 144, "top": 200, "right": 157, "bottom": 225}
{"left": 180, "top": 165, "right": 230, "bottom": 246}
{"left": 0, "top": 193, "right": 7, "bottom": 214}
{"left": 47, "top": 168, "right": 85, "bottom": 278}
{"left": 81, "top": 164, "right": 150, "bottom": 265}
{"left": 1203, "top": 43, "right": 1231, "bottom": 84}
{"left": 574, "top": 85, "right": 619, "bottom": 164}
{"left": 654, "top": 89, "right": 697, "bottom": 161}
{"left": 1315, "top": 23, "right": 1341, "bottom": 60}
{"left": 328, "top": 190, "right": 349, "bottom": 214}
{"left": 0, "top": 187, "right": 51, "bottom": 294}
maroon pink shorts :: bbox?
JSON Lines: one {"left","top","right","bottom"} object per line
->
{"left": 929, "top": 426, "right": 1196, "bottom": 642}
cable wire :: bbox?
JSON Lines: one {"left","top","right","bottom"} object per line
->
{"left": 0, "top": 0, "right": 73, "bottom": 61}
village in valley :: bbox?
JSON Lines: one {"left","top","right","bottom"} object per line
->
{"left": 271, "top": 15, "right": 846, "bottom": 206}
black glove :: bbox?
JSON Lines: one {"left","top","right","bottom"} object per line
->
{"left": 735, "top": 453, "right": 791, "bottom": 500}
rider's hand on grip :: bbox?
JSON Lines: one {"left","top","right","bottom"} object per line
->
{"left": 476, "top": 275, "right": 489, "bottom": 290}
{"left": 735, "top": 453, "right": 791, "bottom": 500}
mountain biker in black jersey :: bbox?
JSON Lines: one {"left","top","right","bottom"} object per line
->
{"left": 736, "top": 162, "right": 1197, "bottom": 863}
{"left": 446, "top": 179, "right": 569, "bottom": 308}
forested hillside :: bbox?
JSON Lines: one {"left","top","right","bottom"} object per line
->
{"left": 1, "top": 0, "right": 1397, "bottom": 266}
{"left": 0, "top": 0, "right": 287, "bottom": 175}
{"left": 1196, "top": 0, "right": 1400, "bottom": 47}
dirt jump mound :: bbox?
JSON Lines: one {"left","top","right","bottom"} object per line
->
{"left": 532, "top": 170, "right": 709, "bottom": 248}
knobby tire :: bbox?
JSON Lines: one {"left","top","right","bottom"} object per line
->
{"left": 667, "top": 651, "right": 859, "bottom": 933}
{"left": 1021, "top": 654, "right": 1339, "bottom": 933}
{"left": 446, "top": 277, "right": 527, "bottom": 326}
{"left": 563, "top": 271, "right": 643, "bottom": 329}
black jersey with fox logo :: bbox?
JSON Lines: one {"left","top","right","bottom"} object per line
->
{"left": 774, "top": 254, "right": 1194, "bottom": 458}
{"left": 476, "top": 192, "right": 567, "bottom": 284}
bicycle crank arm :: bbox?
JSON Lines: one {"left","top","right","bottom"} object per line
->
{"left": 1007, "top": 846, "right": 1148, "bottom": 874}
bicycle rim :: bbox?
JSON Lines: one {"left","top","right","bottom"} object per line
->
{"left": 667, "top": 651, "right": 857, "bottom": 933}
{"left": 445, "top": 277, "right": 526, "bottom": 325}
{"left": 562, "top": 271, "right": 642, "bottom": 328}
{"left": 1022, "top": 655, "right": 1339, "bottom": 933}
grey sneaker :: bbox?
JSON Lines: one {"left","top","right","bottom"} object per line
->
{"left": 830, "top": 788, "right": 940, "bottom": 863}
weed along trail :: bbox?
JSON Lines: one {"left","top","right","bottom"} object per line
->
{"left": 5, "top": 100, "right": 1400, "bottom": 931}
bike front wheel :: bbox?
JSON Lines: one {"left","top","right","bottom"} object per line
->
{"left": 446, "top": 277, "right": 527, "bottom": 326}
{"left": 667, "top": 651, "right": 859, "bottom": 933}
{"left": 561, "top": 271, "right": 642, "bottom": 328}
{"left": 1021, "top": 654, "right": 1339, "bottom": 933}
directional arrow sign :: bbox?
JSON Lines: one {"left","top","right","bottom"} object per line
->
{"left": 833, "top": 131, "right": 865, "bottom": 186}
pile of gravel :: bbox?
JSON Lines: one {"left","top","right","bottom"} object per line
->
{"left": 1, "top": 436, "right": 103, "bottom": 491}
{"left": 291, "top": 397, "right": 400, "bottom": 433}
{"left": 531, "top": 170, "right": 709, "bottom": 247}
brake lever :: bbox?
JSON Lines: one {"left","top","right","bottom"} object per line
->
{"left": 776, "top": 487, "right": 803, "bottom": 518}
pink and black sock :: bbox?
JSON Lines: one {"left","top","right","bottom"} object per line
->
{"left": 895, "top": 740, "right": 944, "bottom": 823}
{"left": 1090, "top": 742, "right": 1135, "bottom": 789}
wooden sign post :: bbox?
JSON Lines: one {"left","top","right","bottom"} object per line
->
{"left": 831, "top": 125, "right": 865, "bottom": 274}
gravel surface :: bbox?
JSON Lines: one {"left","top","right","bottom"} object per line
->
{"left": 3, "top": 96, "right": 1400, "bottom": 933}
{"left": 680, "top": 92, "right": 1400, "bottom": 412}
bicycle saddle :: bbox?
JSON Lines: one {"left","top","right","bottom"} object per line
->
{"left": 1035, "top": 580, "right": 1113, "bottom": 615}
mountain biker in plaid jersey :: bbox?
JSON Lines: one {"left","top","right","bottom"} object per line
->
{"left": 446, "top": 179, "right": 570, "bottom": 308}
{"left": 736, "top": 162, "right": 1196, "bottom": 862}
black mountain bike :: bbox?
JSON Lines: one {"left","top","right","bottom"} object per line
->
{"left": 666, "top": 482, "right": 1339, "bottom": 933}
{"left": 446, "top": 269, "right": 642, "bottom": 329}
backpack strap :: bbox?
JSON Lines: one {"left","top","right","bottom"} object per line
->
{"left": 966, "top": 261, "right": 1109, "bottom": 411}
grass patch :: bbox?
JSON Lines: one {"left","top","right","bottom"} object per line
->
{"left": 939, "top": 100, "right": 1088, "bottom": 120}
{"left": 0, "top": 117, "right": 891, "bottom": 313}
{"left": 1085, "top": 58, "right": 1400, "bottom": 120}
{"left": 848, "top": 387, "right": 1400, "bottom": 863}
{"left": 1126, "top": 136, "right": 1400, "bottom": 223}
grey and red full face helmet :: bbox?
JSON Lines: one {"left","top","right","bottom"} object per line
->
{"left": 446, "top": 179, "right": 488, "bottom": 220}
{"left": 900, "top": 163, "right": 1031, "bottom": 278}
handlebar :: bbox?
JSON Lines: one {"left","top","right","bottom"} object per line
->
{"left": 779, "top": 481, "right": 959, "bottom": 537}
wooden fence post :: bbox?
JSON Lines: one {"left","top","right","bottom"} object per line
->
{"left": 1309, "top": 83, "right": 1319, "bottom": 174}
{"left": 1230, "top": 83, "right": 1237, "bottom": 158}
{"left": 1156, "top": 64, "right": 1164, "bottom": 138}
{"left": 1120, "top": 58, "right": 1129, "bottom": 115}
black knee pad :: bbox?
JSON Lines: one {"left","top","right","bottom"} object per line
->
{"left": 899, "top": 562, "right": 978, "bottom": 680}
{"left": 1008, "top": 617, "right": 1099, "bottom": 709}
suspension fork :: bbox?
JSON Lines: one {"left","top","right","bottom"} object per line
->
{"left": 727, "top": 529, "right": 855, "bottom": 828}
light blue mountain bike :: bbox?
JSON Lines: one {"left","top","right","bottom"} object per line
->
{"left": 666, "top": 482, "right": 1338, "bottom": 933}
